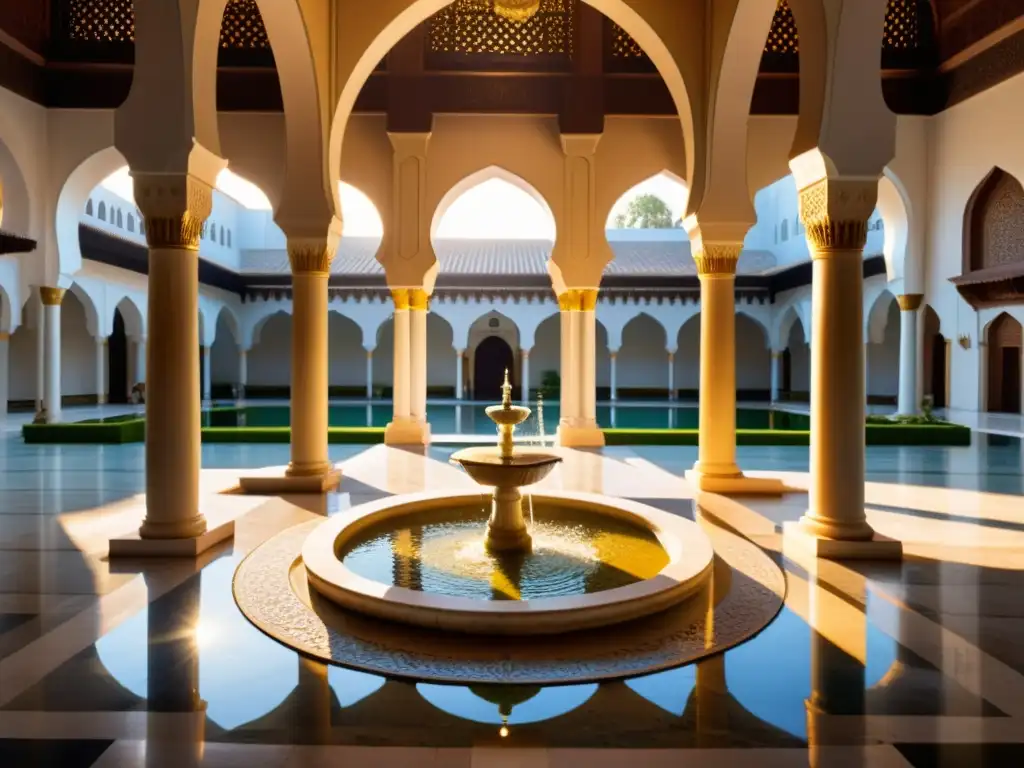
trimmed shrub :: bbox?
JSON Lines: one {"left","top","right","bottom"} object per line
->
{"left": 23, "top": 418, "right": 146, "bottom": 444}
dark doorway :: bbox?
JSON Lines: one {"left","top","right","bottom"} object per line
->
{"left": 1000, "top": 347, "right": 1021, "bottom": 414}
{"left": 782, "top": 348, "right": 792, "bottom": 396}
{"left": 930, "top": 334, "right": 947, "bottom": 408}
{"left": 473, "top": 336, "right": 514, "bottom": 401}
{"left": 108, "top": 309, "right": 129, "bottom": 403}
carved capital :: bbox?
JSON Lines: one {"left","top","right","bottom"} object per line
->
{"left": 391, "top": 289, "right": 410, "bottom": 311}
{"left": 693, "top": 244, "right": 741, "bottom": 277}
{"left": 134, "top": 174, "right": 213, "bottom": 251}
{"left": 579, "top": 288, "right": 598, "bottom": 312}
{"left": 409, "top": 288, "right": 431, "bottom": 311}
{"left": 798, "top": 178, "right": 878, "bottom": 254}
{"left": 897, "top": 293, "right": 924, "bottom": 312}
{"left": 288, "top": 241, "right": 334, "bottom": 275}
{"left": 39, "top": 287, "right": 65, "bottom": 306}
{"left": 558, "top": 291, "right": 579, "bottom": 312}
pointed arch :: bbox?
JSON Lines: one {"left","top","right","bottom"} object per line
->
{"left": 214, "top": 305, "right": 241, "bottom": 346}
{"left": 85, "top": 199, "right": 94, "bottom": 217}
{"left": 605, "top": 170, "right": 688, "bottom": 230}
{"left": 876, "top": 170, "right": 912, "bottom": 285}
{"left": 57, "top": 147, "right": 128, "bottom": 278}
{"left": 431, "top": 166, "right": 556, "bottom": 242}
{"left": 67, "top": 282, "right": 101, "bottom": 339}
{"left": 113, "top": 295, "right": 145, "bottom": 340}
{"left": 0, "top": 134, "right": 31, "bottom": 235}
{"left": 963, "top": 166, "right": 1024, "bottom": 275}
{"left": 866, "top": 288, "right": 897, "bottom": 344}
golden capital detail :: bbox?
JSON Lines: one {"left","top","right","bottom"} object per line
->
{"left": 409, "top": 289, "right": 431, "bottom": 311}
{"left": 798, "top": 178, "right": 878, "bottom": 254}
{"left": 39, "top": 287, "right": 66, "bottom": 306}
{"left": 391, "top": 289, "right": 410, "bottom": 311}
{"left": 134, "top": 174, "right": 214, "bottom": 251}
{"left": 693, "top": 245, "right": 741, "bottom": 277}
{"left": 897, "top": 293, "right": 924, "bottom": 312}
{"left": 558, "top": 289, "right": 599, "bottom": 312}
{"left": 288, "top": 243, "right": 334, "bottom": 275}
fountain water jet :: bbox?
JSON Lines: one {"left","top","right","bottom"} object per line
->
{"left": 449, "top": 371, "right": 561, "bottom": 552}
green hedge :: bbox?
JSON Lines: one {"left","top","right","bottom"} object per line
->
{"left": 23, "top": 418, "right": 146, "bottom": 444}
{"left": 602, "top": 423, "right": 971, "bottom": 447}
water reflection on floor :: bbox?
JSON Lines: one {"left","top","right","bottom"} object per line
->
{"left": 2, "top": 431, "right": 1024, "bottom": 765}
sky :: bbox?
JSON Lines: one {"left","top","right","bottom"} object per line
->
{"left": 101, "top": 168, "right": 689, "bottom": 240}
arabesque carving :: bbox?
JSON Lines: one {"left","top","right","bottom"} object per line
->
{"left": 798, "top": 179, "right": 878, "bottom": 254}
{"left": 134, "top": 175, "right": 213, "bottom": 251}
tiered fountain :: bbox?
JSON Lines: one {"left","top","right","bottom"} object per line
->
{"left": 302, "top": 373, "right": 715, "bottom": 635}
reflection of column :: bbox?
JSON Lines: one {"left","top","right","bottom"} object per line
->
{"left": 134, "top": 337, "right": 147, "bottom": 386}
{"left": 145, "top": 571, "right": 204, "bottom": 767}
{"left": 521, "top": 349, "right": 530, "bottom": 403}
{"left": 40, "top": 287, "right": 64, "bottom": 423}
{"left": 295, "top": 657, "right": 331, "bottom": 745}
{"left": 693, "top": 248, "right": 741, "bottom": 480}
{"left": 579, "top": 290, "right": 597, "bottom": 426}
{"left": 896, "top": 294, "right": 922, "bottom": 416}
{"left": 788, "top": 178, "right": 899, "bottom": 558}
{"left": 365, "top": 348, "right": 373, "bottom": 398}
{"left": 609, "top": 351, "right": 618, "bottom": 400}
{"left": 0, "top": 332, "right": 8, "bottom": 421}
{"left": 667, "top": 349, "right": 675, "bottom": 401}
{"left": 201, "top": 346, "right": 212, "bottom": 402}
{"left": 559, "top": 293, "right": 578, "bottom": 426}
{"left": 770, "top": 350, "right": 782, "bottom": 402}
{"left": 288, "top": 242, "right": 333, "bottom": 480}
{"left": 409, "top": 289, "right": 429, "bottom": 423}
{"left": 238, "top": 349, "right": 247, "bottom": 400}
{"left": 96, "top": 338, "right": 107, "bottom": 405}
{"left": 455, "top": 348, "right": 464, "bottom": 400}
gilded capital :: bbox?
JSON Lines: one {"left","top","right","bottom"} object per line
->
{"left": 558, "top": 290, "right": 579, "bottom": 312}
{"left": 896, "top": 293, "right": 924, "bottom": 312}
{"left": 409, "top": 288, "right": 431, "bottom": 311}
{"left": 391, "top": 289, "right": 410, "bottom": 311}
{"left": 693, "top": 244, "right": 741, "bottom": 277}
{"left": 134, "top": 174, "right": 213, "bottom": 251}
{"left": 39, "top": 287, "right": 66, "bottom": 306}
{"left": 579, "top": 289, "right": 598, "bottom": 312}
{"left": 288, "top": 242, "right": 334, "bottom": 275}
{"left": 798, "top": 178, "right": 878, "bottom": 254}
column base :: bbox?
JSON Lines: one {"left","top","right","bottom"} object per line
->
{"left": 110, "top": 511, "right": 234, "bottom": 558}
{"left": 685, "top": 468, "right": 787, "bottom": 495}
{"left": 239, "top": 467, "right": 342, "bottom": 495}
{"left": 557, "top": 421, "right": 605, "bottom": 448}
{"left": 782, "top": 521, "right": 903, "bottom": 561}
{"left": 384, "top": 417, "right": 431, "bottom": 446}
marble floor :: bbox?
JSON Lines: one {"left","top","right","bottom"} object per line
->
{"left": 2, "top": 425, "right": 1024, "bottom": 766}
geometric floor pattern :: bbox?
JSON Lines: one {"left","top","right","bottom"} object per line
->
{"left": 3, "top": 411, "right": 1024, "bottom": 766}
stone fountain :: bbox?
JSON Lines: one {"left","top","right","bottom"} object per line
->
{"left": 448, "top": 370, "right": 561, "bottom": 552}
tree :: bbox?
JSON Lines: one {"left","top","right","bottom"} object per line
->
{"left": 613, "top": 194, "right": 674, "bottom": 229}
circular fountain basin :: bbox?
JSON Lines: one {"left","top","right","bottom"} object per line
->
{"left": 302, "top": 490, "right": 714, "bottom": 636}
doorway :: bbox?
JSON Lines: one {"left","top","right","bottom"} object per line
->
{"left": 930, "top": 334, "right": 947, "bottom": 408}
{"left": 473, "top": 336, "right": 514, "bottom": 401}
{"left": 987, "top": 313, "right": 1023, "bottom": 413}
{"left": 781, "top": 348, "right": 792, "bottom": 396}
{"left": 108, "top": 309, "right": 129, "bottom": 403}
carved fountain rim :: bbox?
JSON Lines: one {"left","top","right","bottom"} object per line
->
{"left": 301, "top": 489, "right": 714, "bottom": 636}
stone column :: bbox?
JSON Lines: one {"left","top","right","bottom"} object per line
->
{"left": 384, "top": 289, "right": 428, "bottom": 444}
{"left": 200, "top": 346, "right": 212, "bottom": 402}
{"left": 896, "top": 294, "right": 923, "bottom": 416}
{"left": 39, "top": 287, "right": 65, "bottom": 424}
{"left": 237, "top": 349, "right": 247, "bottom": 400}
{"left": 286, "top": 242, "right": 334, "bottom": 482}
{"left": 693, "top": 248, "right": 741, "bottom": 482}
{"left": 34, "top": 296, "right": 44, "bottom": 412}
{"left": 409, "top": 289, "right": 429, "bottom": 423}
{"left": 365, "top": 348, "right": 373, "bottom": 399}
{"left": 0, "top": 332, "right": 8, "bottom": 421}
{"left": 686, "top": 245, "right": 782, "bottom": 494}
{"left": 455, "top": 348, "right": 464, "bottom": 400}
{"left": 784, "top": 178, "right": 901, "bottom": 559}
{"left": 770, "top": 350, "right": 783, "bottom": 402}
{"left": 521, "top": 349, "right": 530, "bottom": 403}
{"left": 96, "top": 338, "right": 108, "bottom": 405}
{"left": 134, "top": 337, "right": 147, "bottom": 387}
{"left": 578, "top": 289, "right": 598, "bottom": 427}
{"left": 558, "top": 291, "right": 578, "bottom": 426}
{"left": 609, "top": 351, "right": 618, "bottom": 401}
{"left": 667, "top": 350, "right": 676, "bottom": 401}
{"left": 127, "top": 176, "right": 211, "bottom": 545}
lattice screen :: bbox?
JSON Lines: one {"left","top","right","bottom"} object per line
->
{"left": 765, "top": 0, "right": 798, "bottom": 54}
{"left": 884, "top": 0, "right": 920, "bottom": 50}
{"left": 65, "top": 0, "right": 269, "bottom": 48}
{"left": 609, "top": 22, "right": 644, "bottom": 59}
{"left": 429, "top": 0, "right": 573, "bottom": 56}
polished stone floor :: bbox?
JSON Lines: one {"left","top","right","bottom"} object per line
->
{"left": 2, "top": 421, "right": 1024, "bottom": 766}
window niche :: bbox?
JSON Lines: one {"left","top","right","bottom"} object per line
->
{"left": 952, "top": 167, "right": 1024, "bottom": 308}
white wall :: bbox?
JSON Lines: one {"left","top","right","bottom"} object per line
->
{"left": 925, "top": 71, "right": 1024, "bottom": 411}
{"left": 867, "top": 299, "right": 901, "bottom": 398}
